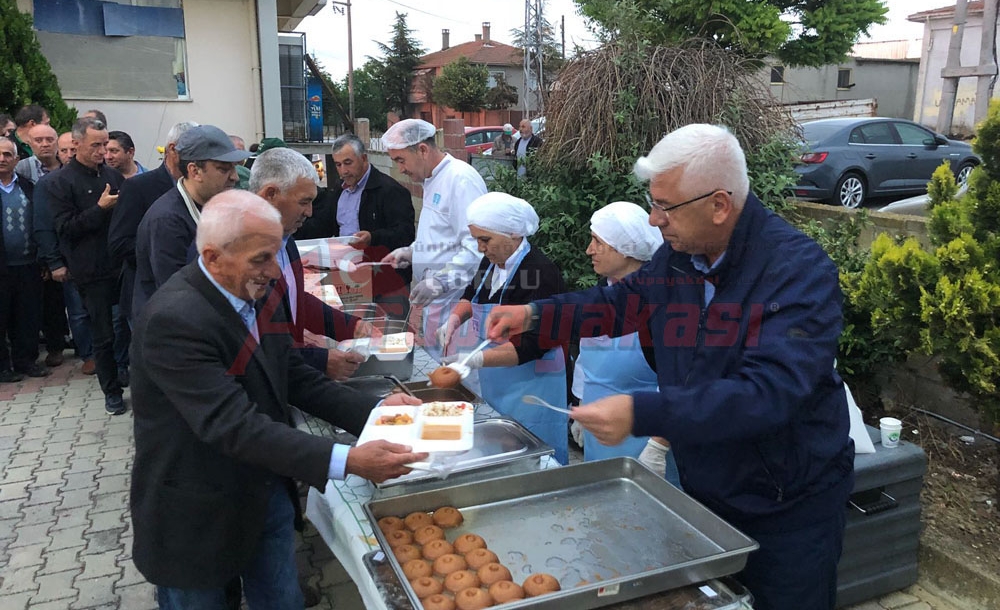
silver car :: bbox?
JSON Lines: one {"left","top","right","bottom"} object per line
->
{"left": 792, "top": 117, "right": 980, "bottom": 209}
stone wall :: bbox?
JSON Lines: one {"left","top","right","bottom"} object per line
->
{"left": 791, "top": 200, "right": 931, "bottom": 250}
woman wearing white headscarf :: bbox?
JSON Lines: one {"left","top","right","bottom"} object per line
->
{"left": 437, "top": 192, "right": 570, "bottom": 464}
{"left": 574, "top": 202, "right": 679, "bottom": 487}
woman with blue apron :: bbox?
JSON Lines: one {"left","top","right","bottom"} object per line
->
{"left": 573, "top": 202, "right": 680, "bottom": 487}
{"left": 437, "top": 193, "right": 570, "bottom": 464}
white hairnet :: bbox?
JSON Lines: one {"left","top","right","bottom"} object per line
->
{"left": 381, "top": 119, "right": 436, "bottom": 149}
{"left": 467, "top": 192, "right": 539, "bottom": 237}
{"left": 590, "top": 201, "right": 663, "bottom": 261}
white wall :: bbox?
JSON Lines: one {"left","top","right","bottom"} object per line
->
{"left": 914, "top": 14, "right": 994, "bottom": 135}
{"left": 29, "top": 0, "right": 265, "bottom": 168}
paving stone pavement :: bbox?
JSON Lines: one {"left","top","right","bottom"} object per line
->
{"left": 0, "top": 351, "right": 972, "bottom": 610}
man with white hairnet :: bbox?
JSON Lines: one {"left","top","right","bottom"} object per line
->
{"left": 379, "top": 119, "right": 487, "bottom": 354}
{"left": 436, "top": 192, "right": 569, "bottom": 463}
{"left": 486, "top": 124, "right": 854, "bottom": 610}
{"left": 572, "top": 202, "right": 678, "bottom": 485}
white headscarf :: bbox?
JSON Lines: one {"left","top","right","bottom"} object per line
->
{"left": 381, "top": 119, "right": 436, "bottom": 149}
{"left": 466, "top": 192, "right": 539, "bottom": 237}
{"left": 590, "top": 201, "right": 663, "bottom": 261}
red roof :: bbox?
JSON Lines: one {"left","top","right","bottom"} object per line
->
{"left": 908, "top": 1, "right": 984, "bottom": 22}
{"left": 420, "top": 39, "right": 521, "bottom": 69}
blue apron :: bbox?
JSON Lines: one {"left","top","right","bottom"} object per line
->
{"left": 471, "top": 244, "right": 569, "bottom": 465}
{"left": 578, "top": 333, "right": 681, "bottom": 487}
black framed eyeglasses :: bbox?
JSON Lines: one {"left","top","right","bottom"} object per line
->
{"left": 644, "top": 189, "right": 731, "bottom": 214}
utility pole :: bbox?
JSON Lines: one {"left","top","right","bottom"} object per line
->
{"left": 937, "top": 0, "right": 968, "bottom": 135}
{"left": 331, "top": 0, "right": 355, "bottom": 129}
{"left": 561, "top": 15, "right": 565, "bottom": 60}
{"left": 974, "top": 0, "right": 999, "bottom": 125}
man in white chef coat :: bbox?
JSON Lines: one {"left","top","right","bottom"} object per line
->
{"left": 380, "top": 119, "right": 486, "bottom": 357}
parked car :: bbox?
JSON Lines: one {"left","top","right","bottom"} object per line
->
{"left": 792, "top": 117, "right": 980, "bottom": 209}
{"left": 465, "top": 126, "right": 507, "bottom": 155}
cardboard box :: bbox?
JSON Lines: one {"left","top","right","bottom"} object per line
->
{"left": 297, "top": 239, "right": 373, "bottom": 305}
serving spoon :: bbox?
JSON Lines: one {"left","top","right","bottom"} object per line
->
{"left": 522, "top": 394, "right": 573, "bottom": 415}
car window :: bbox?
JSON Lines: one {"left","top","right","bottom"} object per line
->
{"left": 487, "top": 131, "right": 505, "bottom": 142}
{"left": 894, "top": 122, "right": 934, "bottom": 146}
{"left": 856, "top": 123, "right": 896, "bottom": 145}
{"left": 848, "top": 128, "right": 865, "bottom": 144}
{"left": 466, "top": 132, "right": 485, "bottom": 146}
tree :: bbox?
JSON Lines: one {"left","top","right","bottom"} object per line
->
{"left": 0, "top": 0, "right": 75, "bottom": 129}
{"left": 573, "top": 0, "right": 888, "bottom": 67}
{"left": 374, "top": 12, "right": 424, "bottom": 117}
{"left": 484, "top": 73, "right": 518, "bottom": 110}
{"left": 345, "top": 60, "right": 389, "bottom": 132}
{"left": 433, "top": 57, "right": 488, "bottom": 112}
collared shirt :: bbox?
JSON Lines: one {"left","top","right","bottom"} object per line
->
{"left": 197, "top": 255, "right": 349, "bottom": 480}
{"left": 489, "top": 237, "right": 528, "bottom": 298}
{"left": 275, "top": 237, "right": 297, "bottom": 324}
{"left": 197, "top": 256, "right": 259, "bottom": 343}
{"left": 691, "top": 251, "right": 727, "bottom": 306}
{"left": 14, "top": 156, "right": 57, "bottom": 184}
{"left": 335, "top": 164, "right": 371, "bottom": 237}
{"left": 0, "top": 171, "right": 17, "bottom": 194}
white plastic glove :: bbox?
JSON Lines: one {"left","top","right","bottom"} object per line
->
{"left": 570, "top": 419, "right": 584, "bottom": 447}
{"left": 435, "top": 314, "right": 462, "bottom": 352}
{"left": 410, "top": 277, "right": 445, "bottom": 305}
{"left": 381, "top": 246, "right": 412, "bottom": 269}
{"left": 442, "top": 351, "right": 484, "bottom": 370}
{"left": 637, "top": 438, "right": 669, "bottom": 475}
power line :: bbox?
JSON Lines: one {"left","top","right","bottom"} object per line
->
{"left": 377, "top": 0, "right": 475, "bottom": 24}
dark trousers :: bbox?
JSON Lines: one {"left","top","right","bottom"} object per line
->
{"left": 76, "top": 278, "right": 123, "bottom": 398}
{"left": 737, "top": 509, "right": 846, "bottom": 610}
{"left": 42, "top": 277, "right": 68, "bottom": 354}
{"left": 0, "top": 264, "right": 43, "bottom": 371}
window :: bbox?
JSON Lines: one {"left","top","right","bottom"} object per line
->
{"left": 33, "top": 0, "right": 189, "bottom": 100}
{"left": 837, "top": 68, "right": 853, "bottom": 90}
{"left": 770, "top": 66, "right": 784, "bottom": 85}
{"left": 852, "top": 123, "right": 896, "bottom": 145}
{"left": 466, "top": 132, "right": 486, "bottom": 146}
{"left": 894, "top": 122, "right": 934, "bottom": 146}
{"left": 487, "top": 70, "right": 506, "bottom": 89}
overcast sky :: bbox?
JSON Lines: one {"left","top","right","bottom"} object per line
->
{"left": 297, "top": 0, "right": 950, "bottom": 80}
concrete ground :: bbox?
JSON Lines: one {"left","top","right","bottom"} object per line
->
{"left": 0, "top": 350, "right": 975, "bottom": 609}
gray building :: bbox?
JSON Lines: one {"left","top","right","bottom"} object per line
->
{"left": 763, "top": 56, "right": 921, "bottom": 120}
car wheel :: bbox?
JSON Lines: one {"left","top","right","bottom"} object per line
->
{"left": 835, "top": 172, "right": 866, "bottom": 209}
{"left": 956, "top": 162, "right": 975, "bottom": 186}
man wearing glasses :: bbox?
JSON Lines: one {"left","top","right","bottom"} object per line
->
{"left": 487, "top": 124, "right": 854, "bottom": 610}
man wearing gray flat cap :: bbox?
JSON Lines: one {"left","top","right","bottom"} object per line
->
{"left": 132, "top": 125, "right": 250, "bottom": 320}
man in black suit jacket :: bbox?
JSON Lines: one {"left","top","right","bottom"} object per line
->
{"left": 251, "top": 147, "right": 371, "bottom": 380}
{"left": 107, "top": 121, "right": 197, "bottom": 325}
{"left": 130, "top": 190, "right": 424, "bottom": 605}
{"left": 295, "top": 134, "right": 414, "bottom": 316}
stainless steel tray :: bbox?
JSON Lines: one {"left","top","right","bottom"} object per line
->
{"left": 365, "top": 458, "right": 758, "bottom": 610}
{"left": 373, "top": 418, "right": 553, "bottom": 497}
{"left": 399, "top": 379, "right": 479, "bottom": 403}
{"left": 361, "top": 550, "right": 753, "bottom": 610}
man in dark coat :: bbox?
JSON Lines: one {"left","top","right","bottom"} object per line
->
{"left": 107, "top": 121, "right": 197, "bottom": 325}
{"left": 295, "top": 134, "right": 414, "bottom": 318}
{"left": 130, "top": 190, "right": 424, "bottom": 607}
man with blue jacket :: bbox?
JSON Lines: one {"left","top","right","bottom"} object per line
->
{"left": 487, "top": 124, "right": 854, "bottom": 610}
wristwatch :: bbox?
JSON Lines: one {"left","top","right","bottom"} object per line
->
{"left": 527, "top": 303, "right": 541, "bottom": 331}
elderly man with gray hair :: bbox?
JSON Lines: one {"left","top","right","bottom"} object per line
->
{"left": 250, "top": 147, "right": 372, "bottom": 381}
{"left": 109, "top": 121, "right": 198, "bottom": 326}
{"left": 487, "top": 124, "right": 854, "bottom": 610}
{"left": 129, "top": 189, "right": 425, "bottom": 609}
{"left": 379, "top": 119, "right": 487, "bottom": 355}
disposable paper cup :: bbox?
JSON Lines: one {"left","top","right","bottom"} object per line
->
{"left": 880, "top": 417, "right": 902, "bottom": 448}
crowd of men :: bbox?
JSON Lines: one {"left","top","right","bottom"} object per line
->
{"left": 1, "top": 105, "right": 853, "bottom": 610}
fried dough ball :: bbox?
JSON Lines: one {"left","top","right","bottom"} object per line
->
{"left": 377, "top": 516, "right": 405, "bottom": 534}
{"left": 421, "top": 539, "right": 455, "bottom": 561}
{"left": 392, "top": 544, "right": 421, "bottom": 563}
{"left": 444, "top": 569, "right": 481, "bottom": 593}
{"left": 454, "top": 587, "right": 494, "bottom": 610}
{"left": 453, "top": 533, "right": 486, "bottom": 554}
{"left": 432, "top": 553, "right": 468, "bottom": 576}
{"left": 463, "top": 548, "right": 499, "bottom": 570}
{"left": 402, "top": 558, "right": 433, "bottom": 580}
{"left": 404, "top": 511, "right": 434, "bottom": 531}
{"left": 410, "top": 575, "right": 443, "bottom": 599}
{"left": 477, "top": 562, "right": 512, "bottom": 586}
{"left": 522, "top": 572, "right": 561, "bottom": 597}
{"left": 386, "top": 529, "right": 414, "bottom": 548}
{"left": 422, "top": 593, "right": 456, "bottom": 610}
{"left": 489, "top": 580, "right": 525, "bottom": 603}
{"left": 432, "top": 506, "right": 464, "bottom": 528}
{"left": 414, "top": 524, "right": 446, "bottom": 545}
